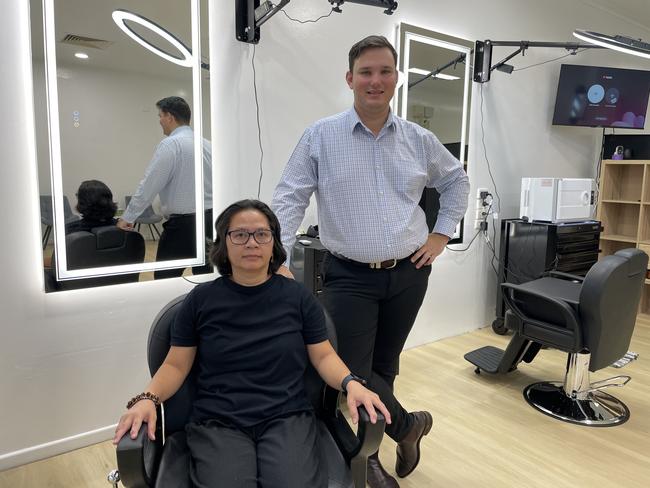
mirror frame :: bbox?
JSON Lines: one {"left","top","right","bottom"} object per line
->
{"left": 395, "top": 23, "right": 472, "bottom": 244}
{"left": 398, "top": 27, "right": 472, "bottom": 172}
{"left": 40, "top": 0, "right": 206, "bottom": 280}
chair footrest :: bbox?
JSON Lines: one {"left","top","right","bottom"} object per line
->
{"left": 464, "top": 346, "right": 505, "bottom": 373}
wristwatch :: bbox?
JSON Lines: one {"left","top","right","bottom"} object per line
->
{"left": 341, "top": 373, "right": 367, "bottom": 393}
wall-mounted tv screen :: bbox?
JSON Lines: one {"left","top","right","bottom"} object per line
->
{"left": 552, "top": 64, "right": 650, "bottom": 129}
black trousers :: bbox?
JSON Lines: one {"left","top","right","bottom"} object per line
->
{"left": 320, "top": 255, "right": 431, "bottom": 442}
{"left": 185, "top": 412, "right": 327, "bottom": 488}
{"left": 154, "top": 209, "right": 213, "bottom": 280}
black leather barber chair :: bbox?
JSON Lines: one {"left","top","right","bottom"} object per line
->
{"left": 465, "top": 248, "right": 647, "bottom": 426}
{"left": 110, "top": 295, "right": 385, "bottom": 488}
{"left": 46, "top": 226, "right": 145, "bottom": 291}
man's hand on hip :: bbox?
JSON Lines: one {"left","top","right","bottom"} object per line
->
{"left": 411, "top": 233, "right": 449, "bottom": 269}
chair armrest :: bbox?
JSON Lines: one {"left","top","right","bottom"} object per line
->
{"left": 321, "top": 386, "right": 385, "bottom": 461}
{"left": 116, "top": 409, "right": 163, "bottom": 488}
{"left": 546, "top": 270, "right": 585, "bottom": 282}
{"left": 501, "top": 282, "right": 581, "bottom": 349}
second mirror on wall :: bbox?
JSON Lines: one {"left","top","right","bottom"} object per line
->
{"left": 31, "top": 0, "right": 213, "bottom": 291}
{"left": 397, "top": 23, "right": 472, "bottom": 244}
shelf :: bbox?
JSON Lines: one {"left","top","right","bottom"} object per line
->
{"left": 600, "top": 199, "right": 641, "bottom": 204}
{"left": 601, "top": 163, "right": 644, "bottom": 201}
{"left": 598, "top": 157, "right": 650, "bottom": 318}
{"left": 600, "top": 234, "right": 637, "bottom": 243}
{"left": 598, "top": 202, "right": 640, "bottom": 240}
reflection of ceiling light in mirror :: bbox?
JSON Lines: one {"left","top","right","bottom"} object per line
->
{"left": 111, "top": 9, "right": 194, "bottom": 67}
{"left": 74, "top": 52, "right": 89, "bottom": 59}
{"left": 408, "top": 68, "right": 460, "bottom": 80}
{"left": 573, "top": 30, "right": 650, "bottom": 59}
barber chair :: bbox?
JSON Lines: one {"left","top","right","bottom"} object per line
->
{"left": 464, "top": 248, "right": 647, "bottom": 426}
{"left": 110, "top": 295, "right": 385, "bottom": 488}
{"left": 46, "top": 226, "right": 145, "bottom": 291}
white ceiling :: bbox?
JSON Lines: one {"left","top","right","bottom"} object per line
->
{"left": 30, "top": 0, "right": 209, "bottom": 79}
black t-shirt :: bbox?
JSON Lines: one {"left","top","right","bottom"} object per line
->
{"left": 171, "top": 274, "right": 328, "bottom": 427}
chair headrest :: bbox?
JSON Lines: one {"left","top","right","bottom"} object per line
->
{"left": 92, "top": 226, "right": 126, "bottom": 249}
{"left": 614, "top": 248, "right": 649, "bottom": 278}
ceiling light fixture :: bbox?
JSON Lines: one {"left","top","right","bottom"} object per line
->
{"left": 74, "top": 52, "right": 89, "bottom": 59}
{"left": 573, "top": 30, "right": 650, "bottom": 59}
{"left": 409, "top": 68, "right": 460, "bottom": 80}
{"left": 111, "top": 9, "right": 194, "bottom": 67}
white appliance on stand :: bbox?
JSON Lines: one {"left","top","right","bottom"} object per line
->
{"left": 520, "top": 178, "right": 596, "bottom": 223}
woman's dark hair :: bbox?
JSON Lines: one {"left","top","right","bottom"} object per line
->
{"left": 76, "top": 180, "right": 117, "bottom": 222}
{"left": 209, "top": 199, "right": 287, "bottom": 276}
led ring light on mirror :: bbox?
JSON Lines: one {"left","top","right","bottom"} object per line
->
{"left": 112, "top": 9, "right": 194, "bottom": 67}
{"left": 573, "top": 30, "right": 650, "bottom": 59}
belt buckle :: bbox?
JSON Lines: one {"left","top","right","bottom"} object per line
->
{"left": 384, "top": 258, "right": 397, "bottom": 269}
{"left": 370, "top": 259, "right": 397, "bottom": 269}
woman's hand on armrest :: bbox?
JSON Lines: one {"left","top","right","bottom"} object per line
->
{"left": 113, "top": 400, "right": 157, "bottom": 445}
{"left": 113, "top": 345, "right": 196, "bottom": 446}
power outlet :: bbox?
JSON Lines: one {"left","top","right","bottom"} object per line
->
{"left": 474, "top": 188, "right": 490, "bottom": 229}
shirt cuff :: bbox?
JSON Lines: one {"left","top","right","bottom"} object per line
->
{"left": 432, "top": 214, "right": 459, "bottom": 239}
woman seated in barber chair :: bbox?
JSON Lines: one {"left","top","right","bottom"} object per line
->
{"left": 113, "top": 199, "right": 390, "bottom": 488}
{"left": 65, "top": 179, "right": 118, "bottom": 234}
{"left": 43, "top": 179, "right": 119, "bottom": 270}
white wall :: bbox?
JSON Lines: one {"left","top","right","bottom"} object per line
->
{"left": 2, "top": 0, "right": 650, "bottom": 470}
{"left": 33, "top": 62, "right": 210, "bottom": 212}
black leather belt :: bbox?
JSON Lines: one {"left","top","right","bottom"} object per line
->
{"left": 332, "top": 253, "right": 410, "bottom": 269}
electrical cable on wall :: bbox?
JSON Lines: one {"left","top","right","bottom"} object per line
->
{"left": 249, "top": 6, "right": 335, "bottom": 199}
{"left": 281, "top": 6, "right": 335, "bottom": 24}
{"left": 513, "top": 48, "right": 586, "bottom": 72}
{"left": 252, "top": 45, "right": 264, "bottom": 199}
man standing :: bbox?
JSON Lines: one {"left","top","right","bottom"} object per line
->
{"left": 118, "top": 96, "right": 213, "bottom": 279}
{"left": 272, "top": 36, "right": 469, "bottom": 487}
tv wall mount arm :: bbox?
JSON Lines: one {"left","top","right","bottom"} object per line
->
{"left": 473, "top": 40, "right": 605, "bottom": 83}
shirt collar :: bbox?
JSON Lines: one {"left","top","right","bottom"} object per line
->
{"left": 170, "top": 125, "right": 192, "bottom": 136}
{"left": 347, "top": 107, "right": 397, "bottom": 134}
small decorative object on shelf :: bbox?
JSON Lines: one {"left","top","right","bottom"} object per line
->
{"left": 612, "top": 146, "right": 624, "bottom": 160}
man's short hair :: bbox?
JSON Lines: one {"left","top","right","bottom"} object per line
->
{"left": 348, "top": 35, "right": 398, "bottom": 72}
{"left": 156, "top": 96, "right": 191, "bottom": 124}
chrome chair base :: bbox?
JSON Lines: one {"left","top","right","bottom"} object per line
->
{"left": 523, "top": 381, "right": 630, "bottom": 427}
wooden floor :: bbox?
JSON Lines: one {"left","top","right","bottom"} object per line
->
{"left": 2, "top": 318, "right": 649, "bottom": 487}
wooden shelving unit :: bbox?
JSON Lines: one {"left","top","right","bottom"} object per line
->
{"left": 597, "top": 159, "right": 650, "bottom": 316}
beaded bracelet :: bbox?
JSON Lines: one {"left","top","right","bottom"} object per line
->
{"left": 126, "top": 392, "right": 161, "bottom": 409}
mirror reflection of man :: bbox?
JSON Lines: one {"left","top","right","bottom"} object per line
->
{"left": 117, "top": 96, "right": 213, "bottom": 279}
{"left": 272, "top": 36, "right": 469, "bottom": 488}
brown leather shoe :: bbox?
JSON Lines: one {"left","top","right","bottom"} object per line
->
{"left": 367, "top": 452, "right": 400, "bottom": 488}
{"left": 395, "top": 411, "right": 433, "bottom": 478}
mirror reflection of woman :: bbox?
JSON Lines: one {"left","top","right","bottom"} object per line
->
{"left": 114, "top": 199, "right": 390, "bottom": 487}
{"left": 65, "top": 179, "right": 118, "bottom": 234}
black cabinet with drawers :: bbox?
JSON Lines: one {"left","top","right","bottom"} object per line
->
{"left": 493, "top": 218, "right": 601, "bottom": 333}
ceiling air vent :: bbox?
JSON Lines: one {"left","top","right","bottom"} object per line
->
{"left": 60, "top": 34, "right": 114, "bottom": 50}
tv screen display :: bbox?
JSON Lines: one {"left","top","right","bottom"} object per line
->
{"left": 552, "top": 64, "right": 650, "bottom": 129}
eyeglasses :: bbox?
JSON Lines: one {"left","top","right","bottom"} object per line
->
{"left": 227, "top": 229, "right": 273, "bottom": 245}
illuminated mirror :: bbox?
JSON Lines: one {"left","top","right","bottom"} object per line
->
{"left": 397, "top": 23, "right": 472, "bottom": 243}
{"left": 30, "top": 0, "right": 212, "bottom": 290}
